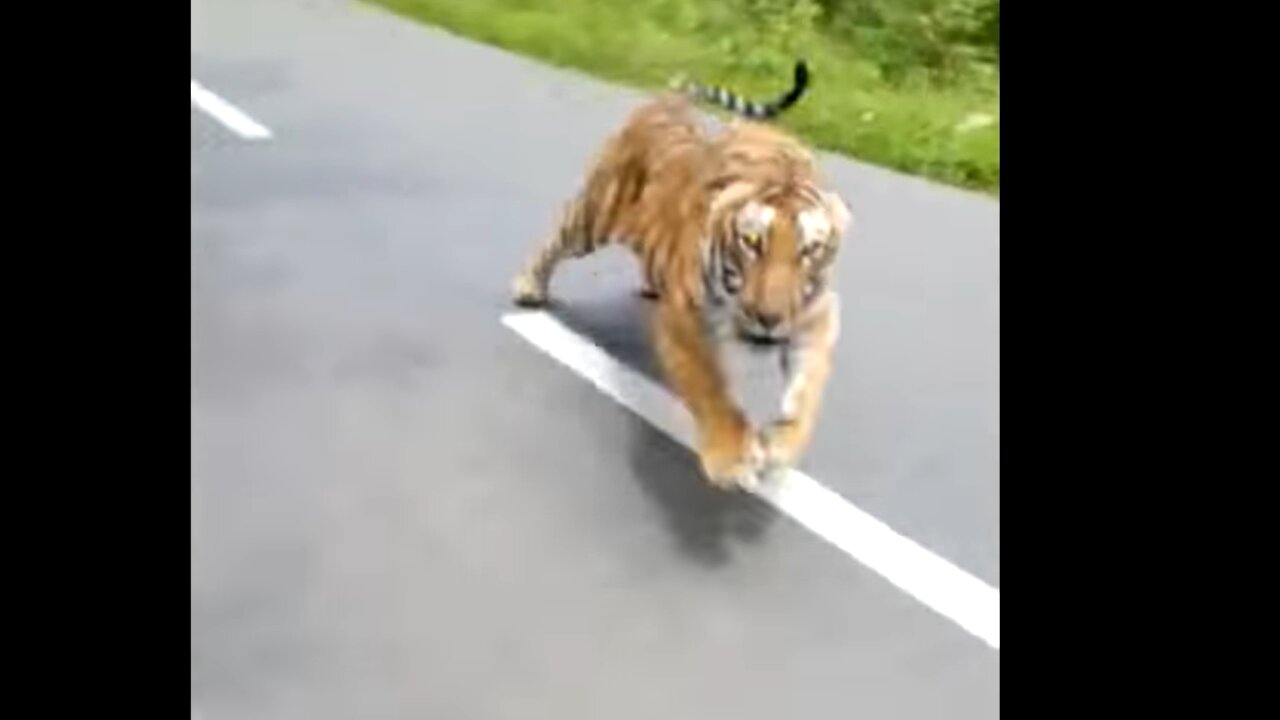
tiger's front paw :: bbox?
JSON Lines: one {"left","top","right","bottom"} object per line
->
{"left": 760, "top": 420, "right": 806, "bottom": 473}
{"left": 698, "top": 419, "right": 766, "bottom": 491}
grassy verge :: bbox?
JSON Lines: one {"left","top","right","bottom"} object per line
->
{"left": 366, "top": 0, "right": 999, "bottom": 195}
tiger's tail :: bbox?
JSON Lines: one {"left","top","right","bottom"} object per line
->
{"left": 669, "top": 60, "right": 810, "bottom": 120}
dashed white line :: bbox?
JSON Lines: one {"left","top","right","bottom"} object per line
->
{"left": 502, "top": 309, "right": 999, "bottom": 651}
{"left": 190, "top": 79, "right": 273, "bottom": 140}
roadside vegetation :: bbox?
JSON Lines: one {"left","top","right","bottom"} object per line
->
{"left": 369, "top": 0, "right": 999, "bottom": 194}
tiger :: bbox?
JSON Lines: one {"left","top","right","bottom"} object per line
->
{"left": 510, "top": 60, "right": 853, "bottom": 491}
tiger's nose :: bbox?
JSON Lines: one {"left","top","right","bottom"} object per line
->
{"left": 753, "top": 311, "right": 782, "bottom": 331}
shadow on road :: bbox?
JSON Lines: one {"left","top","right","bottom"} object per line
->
{"left": 548, "top": 290, "right": 783, "bottom": 566}
{"left": 623, "top": 398, "right": 780, "bottom": 568}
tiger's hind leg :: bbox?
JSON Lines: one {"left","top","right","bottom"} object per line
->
{"left": 511, "top": 200, "right": 601, "bottom": 307}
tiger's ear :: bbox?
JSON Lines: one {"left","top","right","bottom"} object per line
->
{"left": 822, "top": 190, "right": 854, "bottom": 237}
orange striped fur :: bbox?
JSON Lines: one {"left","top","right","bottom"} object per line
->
{"left": 511, "top": 63, "right": 853, "bottom": 490}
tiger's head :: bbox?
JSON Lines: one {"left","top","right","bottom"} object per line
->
{"left": 704, "top": 181, "right": 852, "bottom": 344}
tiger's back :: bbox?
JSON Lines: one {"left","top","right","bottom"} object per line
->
{"left": 511, "top": 62, "right": 815, "bottom": 308}
{"left": 569, "top": 94, "right": 714, "bottom": 300}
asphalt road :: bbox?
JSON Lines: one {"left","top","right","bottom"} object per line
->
{"left": 191, "top": 1, "right": 1000, "bottom": 717}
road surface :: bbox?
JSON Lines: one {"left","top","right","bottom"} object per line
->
{"left": 191, "top": 1, "right": 1000, "bottom": 718}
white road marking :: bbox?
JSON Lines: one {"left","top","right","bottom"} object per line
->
{"left": 190, "top": 79, "right": 273, "bottom": 140}
{"left": 502, "top": 309, "right": 999, "bottom": 651}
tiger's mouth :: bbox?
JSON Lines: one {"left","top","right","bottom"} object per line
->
{"left": 735, "top": 325, "right": 789, "bottom": 347}
{"left": 741, "top": 334, "right": 785, "bottom": 347}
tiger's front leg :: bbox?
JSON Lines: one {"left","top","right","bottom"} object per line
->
{"left": 652, "top": 297, "right": 764, "bottom": 490}
{"left": 763, "top": 292, "right": 840, "bottom": 472}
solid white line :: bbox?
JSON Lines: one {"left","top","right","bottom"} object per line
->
{"left": 190, "top": 79, "right": 273, "bottom": 140}
{"left": 502, "top": 309, "right": 999, "bottom": 651}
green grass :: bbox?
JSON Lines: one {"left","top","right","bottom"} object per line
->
{"left": 365, "top": 0, "right": 999, "bottom": 195}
